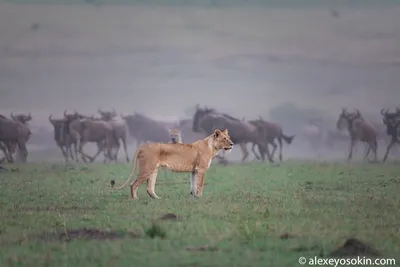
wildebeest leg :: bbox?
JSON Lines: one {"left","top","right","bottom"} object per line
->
{"left": 372, "top": 140, "right": 378, "bottom": 162}
{"left": 259, "top": 143, "right": 273, "bottom": 163}
{"left": 5, "top": 143, "right": 15, "bottom": 163}
{"left": 363, "top": 144, "right": 371, "bottom": 161}
{"left": 16, "top": 141, "right": 28, "bottom": 164}
{"left": 383, "top": 139, "right": 396, "bottom": 162}
{"left": 57, "top": 144, "right": 69, "bottom": 163}
{"left": 78, "top": 141, "right": 92, "bottom": 163}
{"left": 251, "top": 143, "right": 261, "bottom": 160}
{"left": 347, "top": 139, "right": 356, "bottom": 161}
{"left": 121, "top": 137, "right": 130, "bottom": 162}
{"left": 0, "top": 143, "right": 11, "bottom": 163}
{"left": 269, "top": 140, "right": 278, "bottom": 161}
{"left": 239, "top": 143, "right": 249, "bottom": 162}
{"left": 67, "top": 143, "right": 75, "bottom": 161}
{"left": 90, "top": 142, "right": 106, "bottom": 163}
{"left": 277, "top": 137, "right": 283, "bottom": 162}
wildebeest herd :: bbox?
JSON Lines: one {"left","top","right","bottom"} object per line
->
{"left": 1, "top": 105, "right": 400, "bottom": 166}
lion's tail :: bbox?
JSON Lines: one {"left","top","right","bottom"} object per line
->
{"left": 112, "top": 149, "right": 140, "bottom": 190}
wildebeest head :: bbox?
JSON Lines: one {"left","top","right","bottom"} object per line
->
{"left": 381, "top": 108, "right": 400, "bottom": 135}
{"left": 63, "top": 110, "right": 87, "bottom": 123}
{"left": 192, "top": 104, "right": 217, "bottom": 132}
{"left": 48, "top": 114, "right": 65, "bottom": 125}
{"left": 10, "top": 112, "right": 32, "bottom": 124}
{"left": 98, "top": 108, "right": 117, "bottom": 121}
{"left": 336, "top": 108, "right": 363, "bottom": 131}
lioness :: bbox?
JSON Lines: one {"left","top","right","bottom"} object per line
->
{"left": 169, "top": 128, "right": 182, "bottom": 144}
{"left": 112, "top": 129, "right": 233, "bottom": 199}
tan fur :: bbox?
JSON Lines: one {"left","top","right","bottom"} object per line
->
{"left": 113, "top": 129, "right": 233, "bottom": 199}
{"left": 169, "top": 128, "right": 182, "bottom": 144}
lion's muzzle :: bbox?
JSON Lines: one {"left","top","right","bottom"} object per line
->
{"left": 225, "top": 142, "right": 234, "bottom": 150}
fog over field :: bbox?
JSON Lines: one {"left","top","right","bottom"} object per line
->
{"left": 1, "top": 1, "right": 400, "bottom": 161}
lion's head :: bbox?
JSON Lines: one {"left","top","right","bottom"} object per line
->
{"left": 169, "top": 128, "right": 182, "bottom": 144}
{"left": 212, "top": 129, "right": 233, "bottom": 151}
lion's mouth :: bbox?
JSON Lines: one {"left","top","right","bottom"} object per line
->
{"left": 224, "top": 146, "right": 233, "bottom": 151}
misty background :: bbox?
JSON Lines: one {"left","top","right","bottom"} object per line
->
{"left": 1, "top": 0, "right": 400, "bottom": 162}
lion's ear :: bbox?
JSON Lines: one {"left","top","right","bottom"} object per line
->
{"left": 223, "top": 129, "right": 228, "bottom": 134}
{"left": 214, "top": 129, "right": 221, "bottom": 137}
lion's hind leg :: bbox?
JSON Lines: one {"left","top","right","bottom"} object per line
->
{"left": 146, "top": 169, "right": 160, "bottom": 199}
{"left": 130, "top": 166, "right": 159, "bottom": 199}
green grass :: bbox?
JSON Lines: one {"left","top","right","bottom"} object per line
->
{"left": 0, "top": 161, "right": 399, "bottom": 266}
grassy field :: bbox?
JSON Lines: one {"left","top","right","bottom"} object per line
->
{"left": 0, "top": 161, "right": 399, "bottom": 266}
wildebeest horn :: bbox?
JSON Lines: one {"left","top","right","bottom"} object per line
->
{"left": 381, "top": 108, "right": 388, "bottom": 115}
{"left": 341, "top": 107, "right": 347, "bottom": 114}
{"left": 64, "top": 110, "right": 67, "bottom": 117}
{"left": 195, "top": 104, "right": 200, "bottom": 110}
{"left": 10, "top": 112, "right": 15, "bottom": 119}
{"left": 49, "top": 114, "right": 55, "bottom": 124}
{"left": 28, "top": 112, "right": 32, "bottom": 119}
{"left": 356, "top": 109, "right": 360, "bottom": 115}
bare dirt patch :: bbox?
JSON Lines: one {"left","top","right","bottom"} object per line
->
{"left": 35, "top": 228, "right": 139, "bottom": 242}
{"left": 15, "top": 206, "right": 99, "bottom": 213}
{"left": 185, "top": 245, "right": 218, "bottom": 252}
{"left": 159, "top": 213, "right": 183, "bottom": 221}
{"left": 329, "top": 238, "right": 381, "bottom": 257}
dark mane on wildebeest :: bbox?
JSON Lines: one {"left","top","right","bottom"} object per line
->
{"left": 192, "top": 105, "right": 273, "bottom": 163}
{"left": 121, "top": 112, "right": 171, "bottom": 147}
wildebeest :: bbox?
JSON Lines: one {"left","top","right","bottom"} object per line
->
{"left": 177, "top": 118, "right": 206, "bottom": 144}
{"left": 48, "top": 114, "right": 76, "bottom": 162}
{"left": 10, "top": 112, "right": 32, "bottom": 125}
{"left": 336, "top": 108, "right": 378, "bottom": 162}
{"left": 98, "top": 108, "right": 130, "bottom": 162}
{"left": 122, "top": 112, "right": 171, "bottom": 147}
{"left": 0, "top": 114, "right": 30, "bottom": 163}
{"left": 192, "top": 105, "right": 271, "bottom": 163}
{"left": 381, "top": 108, "right": 400, "bottom": 162}
{"left": 248, "top": 116, "right": 294, "bottom": 162}
{"left": 66, "top": 111, "right": 118, "bottom": 163}
{"left": 5, "top": 112, "right": 32, "bottom": 162}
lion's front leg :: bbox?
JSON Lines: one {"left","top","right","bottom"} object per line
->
{"left": 195, "top": 170, "right": 206, "bottom": 197}
{"left": 189, "top": 171, "right": 197, "bottom": 196}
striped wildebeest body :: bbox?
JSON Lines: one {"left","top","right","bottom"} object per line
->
{"left": 381, "top": 108, "right": 400, "bottom": 162}
{"left": 336, "top": 108, "right": 378, "bottom": 162}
